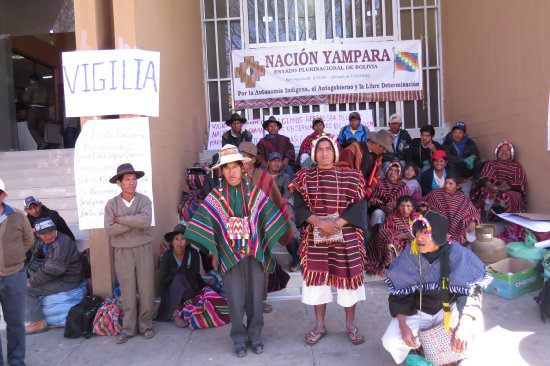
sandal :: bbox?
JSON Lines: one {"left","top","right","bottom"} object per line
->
{"left": 116, "top": 332, "right": 132, "bottom": 344}
{"left": 305, "top": 329, "right": 327, "bottom": 345}
{"left": 347, "top": 327, "right": 365, "bottom": 345}
{"left": 143, "top": 328, "right": 155, "bottom": 339}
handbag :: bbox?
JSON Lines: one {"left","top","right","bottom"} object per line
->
{"left": 313, "top": 213, "right": 344, "bottom": 244}
{"left": 417, "top": 255, "right": 463, "bottom": 366}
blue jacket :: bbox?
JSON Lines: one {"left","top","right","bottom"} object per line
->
{"left": 337, "top": 124, "right": 370, "bottom": 149}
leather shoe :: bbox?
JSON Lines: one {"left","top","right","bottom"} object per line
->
{"left": 251, "top": 342, "right": 264, "bottom": 354}
{"left": 234, "top": 343, "right": 247, "bottom": 357}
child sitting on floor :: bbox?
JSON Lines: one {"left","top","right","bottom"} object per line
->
{"left": 402, "top": 164, "right": 422, "bottom": 204}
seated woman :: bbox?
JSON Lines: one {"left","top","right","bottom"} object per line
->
{"left": 382, "top": 212, "right": 492, "bottom": 365}
{"left": 369, "top": 162, "right": 411, "bottom": 229}
{"left": 420, "top": 175, "right": 480, "bottom": 246}
{"left": 365, "top": 195, "right": 415, "bottom": 276}
{"left": 157, "top": 224, "right": 205, "bottom": 327}
{"left": 471, "top": 141, "right": 526, "bottom": 218}
{"left": 420, "top": 150, "right": 455, "bottom": 196}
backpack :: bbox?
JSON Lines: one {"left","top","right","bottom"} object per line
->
{"left": 64, "top": 295, "right": 104, "bottom": 338}
{"left": 535, "top": 280, "right": 550, "bottom": 322}
{"left": 92, "top": 298, "right": 124, "bottom": 336}
{"left": 186, "top": 164, "right": 209, "bottom": 191}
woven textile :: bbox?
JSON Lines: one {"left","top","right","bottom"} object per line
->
{"left": 421, "top": 189, "right": 480, "bottom": 245}
{"left": 289, "top": 167, "right": 366, "bottom": 290}
{"left": 184, "top": 182, "right": 290, "bottom": 274}
{"left": 257, "top": 134, "right": 295, "bottom": 164}
{"left": 369, "top": 178, "right": 411, "bottom": 207}
{"left": 471, "top": 160, "right": 527, "bottom": 214}
{"left": 92, "top": 297, "right": 124, "bottom": 336}
{"left": 418, "top": 322, "right": 463, "bottom": 366}
{"left": 178, "top": 286, "right": 230, "bottom": 329}
{"left": 337, "top": 142, "right": 382, "bottom": 198}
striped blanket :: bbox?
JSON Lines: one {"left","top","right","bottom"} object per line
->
{"left": 177, "top": 286, "right": 230, "bottom": 329}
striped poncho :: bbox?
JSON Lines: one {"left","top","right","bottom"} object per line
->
{"left": 471, "top": 160, "right": 527, "bottom": 214}
{"left": 184, "top": 182, "right": 290, "bottom": 274}
{"left": 422, "top": 189, "right": 480, "bottom": 245}
{"left": 289, "top": 167, "right": 366, "bottom": 290}
{"left": 369, "top": 178, "right": 411, "bottom": 208}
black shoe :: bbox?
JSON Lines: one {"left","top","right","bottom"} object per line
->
{"left": 250, "top": 342, "right": 264, "bottom": 354}
{"left": 234, "top": 343, "right": 247, "bottom": 357}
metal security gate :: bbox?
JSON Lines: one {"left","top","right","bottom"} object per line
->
{"left": 202, "top": 0, "right": 442, "bottom": 129}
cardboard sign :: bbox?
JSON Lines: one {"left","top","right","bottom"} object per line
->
{"left": 62, "top": 49, "right": 160, "bottom": 117}
{"left": 74, "top": 117, "right": 155, "bottom": 230}
{"left": 207, "top": 110, "right": 374, "bottom": 151}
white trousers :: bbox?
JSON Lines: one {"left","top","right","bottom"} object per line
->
{"left": 301, "top": 284, "right": 366, "bottom": 307}
{"left": 381, "top": 303, "right": 482, "bottom": 364}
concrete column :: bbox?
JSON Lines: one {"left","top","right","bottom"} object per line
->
{"left": 74, "top": 0, "right": 115, "bottom": 298}
{"left": 0, "top": 35, "right": 17, "bottom": 151}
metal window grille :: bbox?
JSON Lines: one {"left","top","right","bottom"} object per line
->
{"left": 201, "top": 0, "right": 442, "bottom": 131}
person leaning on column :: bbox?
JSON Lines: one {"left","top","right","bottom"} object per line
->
{"left": 104, "top": 163, "right": 155, "bottom": 344}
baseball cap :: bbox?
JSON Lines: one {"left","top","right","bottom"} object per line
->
{"left": 349, "top": 111, "right": 361, "bottom": 121}
{"left": 312, "top": 117, "right": 324, "bottom": 127}
{"left": 24, "top": 196, "right": 40, "bottom": 209}
{"left": 389, "top": 113, "right": 402, "bottom": 124}
{"left": 268, "top": 152, "right": 282, "bottom": 161}
{"left": 452, "top": 121, "right": 467, "bottom": 131}
{"left": 431, "top": 150, "right": 448, "bottom": 161}
{"left": 34, "top": 218, "right": 56, "bottom": 234}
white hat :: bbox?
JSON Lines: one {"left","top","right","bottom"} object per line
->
{"left": 211, "top": 144, "right": 251, "bottom": 170}
{"left": 389, "top": 113, "right": 402, "bottom": 124}
{"left": 310, "top": 133, "right": 340, "bottom": 164}
{"left": 0, "top": 178, "right": 7, "bottom": 195}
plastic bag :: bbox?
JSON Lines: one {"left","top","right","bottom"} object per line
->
{"left": 542, "top": 251, "right": 550, "bottom": 282}
{"left": 506, "top": 229, "right": 548, "bottom": 263}
{"left": 406, "top": 354, "right": 434, "bottom": 366}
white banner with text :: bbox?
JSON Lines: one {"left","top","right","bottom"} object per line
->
{"left": 62, "top": 49, "right": 160, "bottom": 117}
{"left": 231, "top": 40, "right": 422, "bottom": 109}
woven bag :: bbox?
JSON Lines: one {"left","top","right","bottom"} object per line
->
{"left": 418, "top": 322, "right": 463, "bottom": 366}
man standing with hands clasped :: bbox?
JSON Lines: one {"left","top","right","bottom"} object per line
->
{"left": 104, "top": 163, "right": 155, "bottom": 344}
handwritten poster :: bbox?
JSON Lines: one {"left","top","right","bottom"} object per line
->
{"left": 207, "top": 110, "right": 374, "bottom": 150}
{"left": 74, "top": 117, "right": 155, "bottom": 230}
{"left": 62, "top": 49, "right": 160, "bottom": 117}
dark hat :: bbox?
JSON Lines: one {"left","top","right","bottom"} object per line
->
{"left": 411, "top": 211, "right": 449, "bottom": 246}
{"left": 268, "top": 152, "right": 282, "bottom": 161}
{"left": 262, "top": 116, "right": 282, "bottom": 130}
{"left": 34, "top": 217, "right": 56, "bottom": 234}
{"left": 164, "top": 224, "right": 187, "bottom": 243}
{"left": 349, "top": 111, "right": 361, "bottom": 121}
{"left": 239, "top": 141, "right": 257, "bottom": 157}
{"left": 109, "top": 163, "right": 145, "bottom": 184}
{"left": 369, "top": 130, "right": 394, "bottom": 153}
{"left": 452, "top": 121, "right": 467, "bottom": 132}
{"left": 225, "top": 113, "right": 247, "bottom": 126}
{"left": 312, "top": 117, "right": 324, "bottom": 127}
{"left": 24, "top": 196, "right": 40, "bottom": 209}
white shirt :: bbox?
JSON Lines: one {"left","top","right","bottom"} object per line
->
{"left": 121, "top": 195, "right": 136, "bottom": 208}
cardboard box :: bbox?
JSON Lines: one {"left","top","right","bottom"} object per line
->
{"left": 484, "top": 257, "right": 543, "bottom": 299}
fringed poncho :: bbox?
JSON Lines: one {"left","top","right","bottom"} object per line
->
{"left": 289, "top": 167, "right": 366, "bottom": 290}
{"left": 184, "top": 182, "right": 290, "bottom": 274}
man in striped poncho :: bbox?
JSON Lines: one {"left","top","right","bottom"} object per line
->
{"left": 184, "top": 144, "right": 290, "bottom": 358}
{"left": 290, "top": 133, "right": 368, "bottom": 346}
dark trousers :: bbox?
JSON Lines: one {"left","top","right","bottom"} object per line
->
{"left": 156, "top": 274, "right": 195, "bottom": 321}
{"left": 26, "top": 107, "right": 47, "bottom": 146}
{"left": 222, "top": 256, "right": 265, "bottom": 345}
{"left": 285, "top": 238, "right": 299, "bottom": 266}
{"left": 0, "top": 267, "right": 27, "bottom": 366}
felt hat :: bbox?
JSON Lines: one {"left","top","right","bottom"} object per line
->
{"left": 369, "top": 130, "right": 394, "bottom": 153}
{"left": 109, "top": 163, "right": 145, "bottom": 184}
{"left": 452, "top": 121, "right": 467, "bottom": 132}
{"left": 34, "top": 217, "right": 56, "bottom": 234}
{"left": 225, "top": 113, "right": 247, "bottom": 126}
{"left": 0, "top": 178, "right": 7, "bottom": 195}
{"left": 349, "top": 111, "right": 361, "bottom": 121}
{"left": 164, "top": 224, "right": 187, "bottom": 243}
{"left": 312, "top": 117, "right": 324, "bottom": 127}
{"left": 310, "top": 133, "right": 340, "bottom": 164}
{"left": 262, "top": 116, "right": 282, "bottom": 130}
{"left": 239, "top": 141, "right": 257, "bottom": 157}
{"left": 431, "top": 150, "right": 448, "bottom": 161}
{"left": 389, "top": 113, "right": 402, "bottom": 124}
{"left": 211, "top": 144, "right": 251, "bottom": 170}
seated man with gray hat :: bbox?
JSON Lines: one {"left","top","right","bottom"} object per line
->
{"left": 222, "top": 113, "right": 253, "bottom": 147}
{"left": 25, "top": 218, "right": 84, "bottom": 335}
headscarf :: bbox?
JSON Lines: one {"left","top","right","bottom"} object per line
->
{"left": 494, "top": 140, "right": 515, "bottom": 160}
{"left": 310, "top": 133, "right": 340, "bottom": 164}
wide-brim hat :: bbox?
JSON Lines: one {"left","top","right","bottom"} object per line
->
{"left": 211, "top": 144, "right": 251, "bottom": 170}
{"left": 262, "top": 116, "right": 282, "bottom": 130}
{"left": 369, "top": 130, "right": 394, "bottom": 153}
{"left": 239, "top": 141, "right": 257, "bottom": 157}
{"left": 164, "top": 224, "right": 187, "bottom": 243}
{"left": 311, "top": 133, "right": 340, "bottom": 164}
{"left": 109, "top": 163, "right": 145, "bottom": 184}
{"left": 225, "top": 113, "right": 247, "bottom": 126}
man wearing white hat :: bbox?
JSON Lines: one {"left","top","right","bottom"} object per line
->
{"left": 0, "top": 178, "right": 34, "bottom": 365}
{"left": 185, "top": 145, "right": 291, "bottom": 357}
